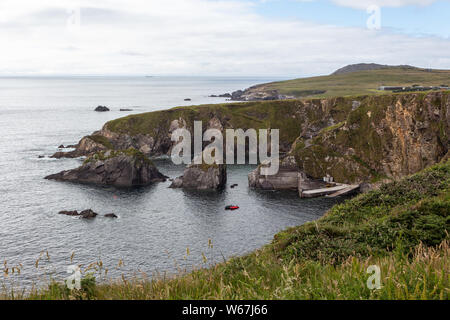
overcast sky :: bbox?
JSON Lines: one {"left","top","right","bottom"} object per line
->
{"left": 0, "top": 0, "right": 449, "bottom": 76}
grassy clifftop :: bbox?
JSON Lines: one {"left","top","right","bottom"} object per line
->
{"left": 92, "top": 91, "right": 449, "bottom": 184}
{"left": 17, "top": 159, "right": 450, "bottom": 300}
{"left": 261, "top": 67, "right": 450, "bottom": 98}
{"left": 104, "top": 98, "right": 354, "bottom": 153}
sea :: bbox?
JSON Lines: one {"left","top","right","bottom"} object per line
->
{"left": 0, "top": 76, "right": 343, "bottom": 289}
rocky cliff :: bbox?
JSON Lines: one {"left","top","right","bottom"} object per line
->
{"left": 53, "top": 92, "right": 449, "bottom": 186}
{"left": 170, "top": 147, "right": 227, "bottom": 190}
{"left": 291, "top": 91, "right": 449, "bottom": 183}
{"left": 46, "top": 149, "right": 167, "bottom": 187}
{"left": 53, "top": 98, "right": 354, "bottom": 159}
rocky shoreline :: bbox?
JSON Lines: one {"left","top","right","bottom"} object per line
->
{"left": 45, "top": 91, "right": 449, "bottom": 197}
{"left": 211, "top": 84, "right": 295, "bottom": 101}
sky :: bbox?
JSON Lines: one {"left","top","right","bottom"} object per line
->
{"left": 0, "top": 0, "right": 449, "bottom": 77}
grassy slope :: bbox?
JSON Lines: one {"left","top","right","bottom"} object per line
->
{"left": 264, "top": 67, "right": 450, "bottom": 98}
{"left": 18, "top": 159, "right": 449, "bottom": 300}
{"left": 105, "top": 99, "right": 354, "bottom": 152}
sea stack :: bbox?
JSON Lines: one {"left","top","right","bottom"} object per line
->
{"left": 46, "top": 149, "right": 167, "bottom": 187}
{"left": 170, "top": 148, "right": 227, "bottom": 190}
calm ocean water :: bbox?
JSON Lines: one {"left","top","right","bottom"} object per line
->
{"left": 0, "top": 76, "right": 342, "bottom": 288}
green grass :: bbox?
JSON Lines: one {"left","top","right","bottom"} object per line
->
{"left": 87, "top": 135, "right": 113, "bottom": 149}
{"left": 3, "top": 160, "right": 449, "bottom": 300}
{"left": 264, "top": 67, "right": 450, "bottom": 98}
{"left": 83, "top": 148, "right": 154, "bottom": 166}
{"left": 104, "top": 99, "right": 353, "bottom": 152}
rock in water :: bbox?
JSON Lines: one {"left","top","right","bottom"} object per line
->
{"left": 170, "top": 148, "right": 226, "bottom": 190}
{"left": 58, "top": 209, "right": 98, "bottom": 219}
{"left": 80, "top": 209, "right": 98, "bottom": 219}
{"left": 58, "top": 210, "right": 80, "bottom": 216}
{"left": 95, "top": 105, "right": 110, "bottom": 112}
{"left": 104, "top": 213, "right": 118, "bottom": 218}
{"left": 46, "top": 149, "right": 167, "bottom": 187}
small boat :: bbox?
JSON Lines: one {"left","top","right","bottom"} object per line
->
{"left": 225, "top": 205, "right": 239, "bottom": 211}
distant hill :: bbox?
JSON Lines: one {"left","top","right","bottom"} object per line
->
{"left": 244, "top": 64, "right": 450, "bottom": 99}
{"left": 331, "top": 63, "right": 418, "bottom": 75}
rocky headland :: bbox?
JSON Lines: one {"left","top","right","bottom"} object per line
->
{"left": 213, "top": 84, "right": 295, "bottom": 101}
{"left": 49, "top": 91, "right": 449, "bottom": 195}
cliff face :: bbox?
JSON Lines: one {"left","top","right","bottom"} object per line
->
{"left": 292, "top": 92, "right": 449, "bottom": 183}
{"left": 57, "top": 99, "right": 354, "bottom": 159}
{"left": 56, "top": 92, "right": 449, "bottom": 185}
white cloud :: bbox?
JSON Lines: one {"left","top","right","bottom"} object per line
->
{"left": 331, "top": 0, "right": 438, "bottom": 9}
{"left": 0, "top": 0, "right": 448, "bottom": 76}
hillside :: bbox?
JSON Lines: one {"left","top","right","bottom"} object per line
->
{"left": 331, "top": 63, "right": 418, "bottom": 75}
{"left": 238, "top": 66, "right": 450, "bottom": 99}
{"left": 15, "top": 158, "right": 449, "bottom": 300}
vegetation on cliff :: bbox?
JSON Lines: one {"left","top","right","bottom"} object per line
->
{"left": 105, "top": 99, "right": 339, "bottom": 150}
{"left": 10, "top": 159, "right": 449, "bottom": 300}
{"left": 292, "top": 91, "right": 449, "bottom": 183}
{"left": 259, "top": 67, "right": 450, "bottom": 98}
{"left": 73, "top": 91, "right": 448, "bottom": 185}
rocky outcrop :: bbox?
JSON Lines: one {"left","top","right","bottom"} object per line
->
{"left": 59, "top": 209, "right": 98, "bottom": 219}
{"left": 170, "top": 163, "right": 226, "bottom": 190}
{"left": 229, "top": 86, "right": 291, "bottom": 101}
{"left": 212, "top": 84, "right": 296, "bottom": 101}
{"left": 59, "top": 210, "right": 118, "bottom": 219}
{"left": 170, "top": 148, "right": 227, "bottom": 190}
{"left": 291, "top": 92, "right": 449, "bottom": 183}
{"left": 51, "top": 135, "right": 110, "bottom": 158}
{"left": 209, "top": 93, "right": 232, "bottom": 98}
{"left": 46, "top": 149, "right": 167, "bottom": 187}
{"left": 50, "top": 92, "right": 449, "bottom": 188}
{"left": 54, "top": 98, "right": 354, "bottom": 160}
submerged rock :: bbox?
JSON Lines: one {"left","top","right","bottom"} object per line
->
{"left": 46, "top": 149, "right": 167, "bottom": 187}
{"left": 104, "top": 213, "right": 118, "bottom": 218}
